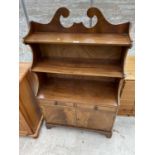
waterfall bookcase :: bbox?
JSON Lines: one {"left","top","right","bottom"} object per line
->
{"left": 23, "top": 7, "right": 132, "bottom": 138}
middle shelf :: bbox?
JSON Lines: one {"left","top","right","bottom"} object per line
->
{"left": 32, "top": 58, "right": 123, "bottom": 78}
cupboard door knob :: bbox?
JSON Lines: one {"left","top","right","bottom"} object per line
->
{"left": 54, "top": 101, "right": 58, "bottom": 105}
{"left": 94, "top": 106, "right": 98, "bottom": 110}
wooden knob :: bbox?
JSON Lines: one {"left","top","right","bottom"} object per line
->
{"left": 94, "top": 106, "right": 98, "bottom": 110}
{"left": 54, "top": 101, "right": 58, "bottom": 105}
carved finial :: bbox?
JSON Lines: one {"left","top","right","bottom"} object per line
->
{"left": 27, "top": 7, "right": 130, "bottom": 34}
{"left": 50, "top": 7, "right": 70, "bottom": 25}
{"left": 87, "top": 7, "right": 112, "bottom": 27}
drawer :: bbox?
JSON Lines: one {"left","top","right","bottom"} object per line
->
{"left": 76, "top": 104, "right": 117, "bottom": 131}
{"left": 38, "top": 99, "right": 74, "bottom": 107}
{"left": 38, "top": 100, "right": 76, "bottom": 126}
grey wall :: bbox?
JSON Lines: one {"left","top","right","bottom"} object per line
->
{"left": 19, "top": 0, "right": 135, "bottom": 62}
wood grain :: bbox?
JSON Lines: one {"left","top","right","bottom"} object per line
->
{"left": 24, "top": 7, "right": 131, "bottom": 34}
{"left": 19, "top": 62, "right": 32, "bottom": 83}
{"left": 119, "top": 80, "right": 135, "bottom": 116}
{"left": 32, "top": 58, "right": 123, "bottom": 78}
{"left": 24, "top": 32, "right": 131, "bottom": 46}
{"left": 19, "top": 55, "right": 135, "bottom": 117}
{"left": 39, "top": 44, "right": 122, "bottom": 60}
{"left": 119, "top": 56, "right": 135, "bottom": 116}
{"left": 40, "top": 103, "right": 76, "bottom": 126}
{"left": 19, "top": 111, "right": 32, "bottom": 136}
{"left": 19, "top": 63, "right": 43, "bottom": 138}
{"left": 76, "top": 106, "right": 116, "bottom": 131}
{"left": 23, "top": 7, "right": 132, "bottom": 137}
{"left": 124, "top": 56, "right": 135, "bottom": 80}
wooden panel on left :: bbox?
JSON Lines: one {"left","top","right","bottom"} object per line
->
{"left": 19, "top": 62, "right": 43, "bottom": 138}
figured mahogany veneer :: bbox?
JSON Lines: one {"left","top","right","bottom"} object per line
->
{"left": 23, "top": 7, "right": 132, "bottom": 138}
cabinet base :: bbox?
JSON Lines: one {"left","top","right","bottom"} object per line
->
{"left": 45, "top": 123, "right": 112, "bottom": 138}
{"left": 20, "top": 116, "right": 43, "bottom": 138}
{"left": 30, "top": 116, "right": 44, "bottom": 138}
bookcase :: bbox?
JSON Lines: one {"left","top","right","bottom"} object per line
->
{"left": 23, "top": 7, "right": 132, "bottom": 138}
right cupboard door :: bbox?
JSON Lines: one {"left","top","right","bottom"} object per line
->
{"left": 76, "top": 105, "right": 117, "bottom": 131}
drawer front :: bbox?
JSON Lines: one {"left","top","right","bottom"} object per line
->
{"left": 76, "top": 105, "right": 117, "bottom": 131}
{"left": 38, "top": 99, "right": 74, "bottom": 107}
{"left": 39, "top": 100, "right": 76, "bottom": 126}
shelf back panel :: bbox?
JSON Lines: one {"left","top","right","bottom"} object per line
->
{"left": 38, "top": 44, "right": 122, "bottom": 63}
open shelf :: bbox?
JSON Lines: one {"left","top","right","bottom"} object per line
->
{"left": 37, "top": 77, "right": 118, "bottom": 107}
{"left": 23, "top": 7, "right": 132, "bottom": 137}
{"left": 24, "top": 32, "right": 131, "bottom": 46}
{"left": 32, "top": 58, "right": 123, "bottom": 78}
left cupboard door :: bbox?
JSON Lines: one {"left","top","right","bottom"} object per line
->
{"left": 39, "top": 100, "right": 76, "bottom": 126}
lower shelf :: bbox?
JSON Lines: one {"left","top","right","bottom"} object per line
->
{"left": 37, "top": 77, "right": 118, "bottom": 107}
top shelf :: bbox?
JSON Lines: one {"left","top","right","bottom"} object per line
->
{"left": 24, "top": 32, "right": 131, "bottom": 46}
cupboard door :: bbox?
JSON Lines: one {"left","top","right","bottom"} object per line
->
{"left": 40, "top": 101, "right": 76, "bottom": 126}
{"left": 76, "top": 105, "right": 117, "bottom": 131}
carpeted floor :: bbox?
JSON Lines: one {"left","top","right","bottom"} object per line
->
{"left": 19, "top": 116, "right": 135, "bottom": 155}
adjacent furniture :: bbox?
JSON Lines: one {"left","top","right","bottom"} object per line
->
{"left": 23, "top": 7, "right": 132, "bottom": 138}
{"left": 19, "top": 63, "right": 43, "bottom": 138}
{"left": 118, "top": 56, "right": 135, "bottom": 116}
